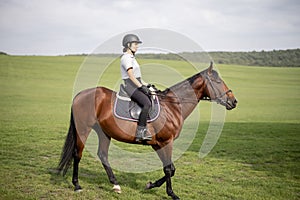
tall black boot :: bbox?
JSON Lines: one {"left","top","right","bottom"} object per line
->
{"left": 135, "top": 125, "right": 152, "bottom": 142}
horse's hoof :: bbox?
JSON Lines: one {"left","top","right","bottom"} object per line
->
{"left": 75, "top": 189, "right": 83, "bottom": 193}
{"left": 113, "top": 185, "right": 121, "bottom": 194}
{"left": 74, "top": 185, "right": 83, "bottom": 192}
{"left": 145, "top": 182, "right": 153, "bottom": 190}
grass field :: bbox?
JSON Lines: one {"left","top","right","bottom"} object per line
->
{"left": 0, "top": 55, "right": 299, "bottom": 200}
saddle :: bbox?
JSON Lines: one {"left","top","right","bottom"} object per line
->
{"left": 113, "top": 84, "right": 160, "bottom": 122}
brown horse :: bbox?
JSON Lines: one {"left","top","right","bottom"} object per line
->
{"left": 57, "top": 62, "right": 237, "bottom": 200}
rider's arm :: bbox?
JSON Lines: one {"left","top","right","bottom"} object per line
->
{"left": 127, "top": 68, "right": 142, "bottom": 88}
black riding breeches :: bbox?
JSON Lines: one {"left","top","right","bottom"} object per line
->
{"left": 130, "top": 89, "right": 151, "bottom": 127}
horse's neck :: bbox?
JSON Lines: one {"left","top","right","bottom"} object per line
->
{"left": 166, "top": 80, "right": 200, "bottom": 120}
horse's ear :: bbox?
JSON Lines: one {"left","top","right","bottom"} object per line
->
{"left": 208, "top": 61, "right": 213, "bottom": 74}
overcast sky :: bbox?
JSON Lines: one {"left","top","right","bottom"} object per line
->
{"left": 0, "top": 0, "right": 299, "bottom": 55}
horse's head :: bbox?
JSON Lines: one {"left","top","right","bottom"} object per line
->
{"left": 202, "top": 62, "right": 237, "bottom": 110}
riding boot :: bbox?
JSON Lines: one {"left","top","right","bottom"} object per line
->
{"left": 135, "top": 125, "right": 152, "bottom": 142}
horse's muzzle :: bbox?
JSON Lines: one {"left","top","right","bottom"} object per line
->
{"left": 226, "top": 97, "right": 238, "bottom": 110}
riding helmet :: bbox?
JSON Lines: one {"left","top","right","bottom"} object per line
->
{"left": 122, "top": 34, "right": 142, "bottom": 47}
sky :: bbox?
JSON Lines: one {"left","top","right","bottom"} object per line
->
{"left": 0, "top": 0, "right": 299, "bottom": 55}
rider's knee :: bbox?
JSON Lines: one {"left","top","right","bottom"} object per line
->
{"left": 144, "top": 99, "right": 152, "bottom": 109}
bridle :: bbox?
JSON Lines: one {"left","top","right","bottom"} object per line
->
{"left": 154, "top": 73, "right": 232, "bottom": 106}
{"left": 203, "top": 73, "right": 232, "bottom": 107}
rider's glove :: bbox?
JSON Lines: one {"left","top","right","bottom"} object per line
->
{"left": 138, "top": 85, "right": 151, "bottom": 95}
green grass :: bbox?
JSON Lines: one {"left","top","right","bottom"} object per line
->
{"left": 0, "top": 55, "right": 299, "bottom": 200}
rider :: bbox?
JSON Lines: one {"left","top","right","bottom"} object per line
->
{"left": 120, "top": 34, "right": 152, "bottom": 142}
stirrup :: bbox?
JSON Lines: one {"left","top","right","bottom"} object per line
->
{"left": 135, "top": 126, "right": 152, "bottom": 141}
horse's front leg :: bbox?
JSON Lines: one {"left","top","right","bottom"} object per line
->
{"left": 164, "top": 163, "right": 179, "bottom": 200}
{"left": 145, "top": 176, "right": 167, "bottom": 189}
{"left": 149, "top": 144, "right": 180, "bottom": 199}
{"left": 145, "top": 162, "right": 177, "bottom": 189}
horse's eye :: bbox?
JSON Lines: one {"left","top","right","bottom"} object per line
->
{"left": 215, "top": 78, "right": 222, "bottom": 83}
{"left": 211, "top": 76, "right": 221, "bottom": 83}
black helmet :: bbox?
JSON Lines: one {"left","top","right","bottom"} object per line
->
{"left": 122, "top": 34, "right": 142, "bottom": 47}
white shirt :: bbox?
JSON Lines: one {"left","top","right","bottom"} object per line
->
{"left": 120, "top": 52, "right": 141, "bottom": 79}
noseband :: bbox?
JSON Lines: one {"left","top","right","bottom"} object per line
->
{"left": 202, "top": 74, "right": 232, "bottom": 107}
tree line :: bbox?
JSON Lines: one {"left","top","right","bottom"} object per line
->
{"left": 139, "top": 49, "right": 300, "bottom": 67}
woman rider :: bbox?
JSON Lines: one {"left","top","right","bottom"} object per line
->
{"left": 120, "top": 34, "right": 152, "bottom": 142}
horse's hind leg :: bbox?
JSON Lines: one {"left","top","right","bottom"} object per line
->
{"left": 94, "top": 124, "right": 121, "bottom": 193}
{"left": 73, "top": 133, "right": 85, "bottom": 192}
{"left": 72, "top": 122, "right": 93, "bottom": 192}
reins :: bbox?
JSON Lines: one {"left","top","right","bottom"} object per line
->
{"left": 154, "top": 73, "right": 232, "bottom": 105}
{"left": 156, "top": 93, "right": 199, "bottom": 104}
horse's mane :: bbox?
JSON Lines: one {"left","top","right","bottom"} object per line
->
{"left": 159, "top": 71, "right": 204, "bottom": 96}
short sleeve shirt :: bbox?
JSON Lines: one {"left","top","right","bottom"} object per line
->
{"left": 120, "top": 53, "right": 141, "bottom": 79}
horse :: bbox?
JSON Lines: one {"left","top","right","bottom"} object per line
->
{"left": 57, "top": 62, "right": 237, "bottom": 200}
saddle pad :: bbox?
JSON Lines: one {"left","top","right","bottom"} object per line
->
{"left": 113, "top": 94, "right": 160, "bottom": 122}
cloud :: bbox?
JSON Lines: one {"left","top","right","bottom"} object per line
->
{"left": 0, "top": 0, "right": 299, "bottom": 55}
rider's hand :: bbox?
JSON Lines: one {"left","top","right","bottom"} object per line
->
{"left": 147, "top": 84, "right": 158, "bottom": 92}
{"left": 138, "top": 85, "right": 151, "bottom": 95}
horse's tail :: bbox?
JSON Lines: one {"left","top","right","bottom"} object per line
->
{"left": 57, "top": 109, "right": 77, "bottom": 176}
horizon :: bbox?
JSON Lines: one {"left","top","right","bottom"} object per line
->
{"left": 1, "top": 48, "right": 299, "bottom": 57}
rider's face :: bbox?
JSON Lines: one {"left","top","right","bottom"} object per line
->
{"left": 129, "top": 42, "right": 139, "bottom": 52}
